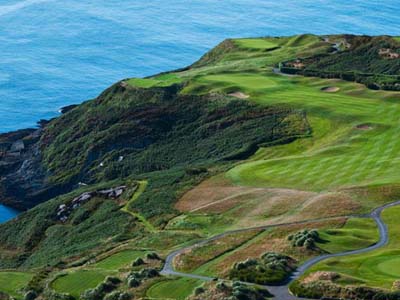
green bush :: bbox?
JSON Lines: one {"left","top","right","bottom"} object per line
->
{"left": 288, "top": 229, "right": 320, "bottom": 249}
{"left": 104, "top": 291, "right": 132, "bottom": 300}
{"left": 230, "top": 252, "right": 296, "bottom": 285}
{"left": 145, "top": 252, "right": 160, "bottom": 260}
{"left": 132, "top": 258, "right": 144, "bottom": 267}
{"left": 194, "top": 287, "right": 205, "bottom": 296}
{"left": 24, "top": 291, "right": 37, "bottom": 300}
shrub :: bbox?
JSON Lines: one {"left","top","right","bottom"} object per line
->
{"left": 146, "top": 252, "right": 160, "bottom": 260}
{"left": 42, "top": 291, "right": 74, "bottom": 300}
{"left": 127, "top": 277, "right": 140, "bottom": 288}
{"left": 230, "top": 252, "right": 296, "bottom": 285}
{"left": 132, "top": 257, "right": 144, "bottom": 267}
{"left": 104, "top": 291, "right": 132, "bottom": 300}
{"left": 216, "top": 281, "right": 228, "bottom": 291}
{"left": 105, "top": 276, "right": 122, "bottom": 285}
{"left": 24, "top": 291, "right": 37, "bottom": 300}
{"left": 140, "top": 268, "right": 159, "bottom": 279}
{"left": 194, "top": 287, "right": 205, "bottom": 296}
{"left": 289, "top": 229, "right": 320, "bottom": 249}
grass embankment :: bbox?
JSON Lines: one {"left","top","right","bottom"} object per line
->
{"left": 305, "top": 206, "right": 400, "bottom": 289}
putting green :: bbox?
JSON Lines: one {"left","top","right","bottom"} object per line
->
{"left": 0, "top": 272, "right": 33, "bottom": 299}
{"left": 94, "top": 249, "right": 148, "bottom": 270}
{"left": 52, "top": 269, "right": 110, "bottom": 298}
{"left": 377, "top": 257, "right": 400, "bottom": 277}
{"left": 235, "top": 38, "right": 279, "bottom": 50}
{"left": 146, "top": 278, "right": 202, "bottom": 300}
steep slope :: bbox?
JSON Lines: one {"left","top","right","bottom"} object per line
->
{"left": 0, "top": 83, "right": 310, "bottom": 270}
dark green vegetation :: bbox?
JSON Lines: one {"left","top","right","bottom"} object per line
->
{"left": 290, "top": 278, "right": 400, "bottom": 300}
{"left": 281, "top": 35, "right": 400, "bottom": 90}
{"left": 288, "top": 229, "right": 320, "bottom": 249}
{"left": 42, "top": 84, "right": 309, "bottom": 225}
{"left": 0, "top": 34, "right": 400, "bottom": 299}
{"left": 229, "top": 252, "right": 296, "bottom": 285}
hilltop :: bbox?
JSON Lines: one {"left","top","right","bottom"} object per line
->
{"left": 0, "top": 34, "right": 400, "bottom": 300}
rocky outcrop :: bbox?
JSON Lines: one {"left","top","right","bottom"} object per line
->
{"left": 56, "top": 186, "right": 126, "bottom": 222}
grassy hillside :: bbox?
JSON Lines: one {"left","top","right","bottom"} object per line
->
{"left": 0, "top": 34, "right": 399, "bottom": 300}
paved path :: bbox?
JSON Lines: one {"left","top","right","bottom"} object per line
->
{"left": 161, "top": 200, "right": 400, "bottom": 299}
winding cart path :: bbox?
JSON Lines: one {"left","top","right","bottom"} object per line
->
{"left": 161, "top": 200, "right": 400, "bottom": 299}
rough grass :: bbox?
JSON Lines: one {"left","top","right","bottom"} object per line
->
{"left": 0, "top": 272, "right": 33, "bottom": 299}
{"left": 305, "top": 206, "right": 400, "bottom": 289}
{"left": 146, "top": 277, "right": 203, "bottom": 300}
{"left": 174, "top": 176, "right": 360, "bottom": 231}
{"left": 174, "top": 229, "right": 261, "bottom": 272}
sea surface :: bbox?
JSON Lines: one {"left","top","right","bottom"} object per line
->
{"left": 0, "top": 0, "right": 400, "bottom": 222}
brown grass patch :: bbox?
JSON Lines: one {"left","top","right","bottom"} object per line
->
{"left": 206, "top": 218, "right": 346, "bottom": 277}
{"left": 303, "top": 271, "right": 340, "bottom": 284}
{"left": 176, "top": 177, "right": 360, "bottom": 229}
{"left": 173, "top": 229, "right": 260, "bottom": 273}
{"left": 175, "top": 177, "right": 252, "bottom": 212}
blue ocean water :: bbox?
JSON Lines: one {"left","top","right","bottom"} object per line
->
{"left": 0, "top": 204, "right": 19, "bottom": 223}
{"left": 0, "top": 0, "right": 400, "bottom": 222}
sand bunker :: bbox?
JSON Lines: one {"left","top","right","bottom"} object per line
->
{"left": 321, "top": 86, "right": 340, "bottom": 93}
{"left": 355, "top": 124, "right": 373, "bottom": 130}
{"left": 229, "top": 92, "right": 250, "bottom": 99}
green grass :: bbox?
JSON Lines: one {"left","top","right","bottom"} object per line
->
{"left": 126, "top": 73, "right": 182, "bottom": 88}
{"left": 94, "top": 249, "right": 148, "bottom": 270}
{"left": 235, "top": 38, "right": 279, "bottom": 50}
{"left": 146, "top": 277, "right": 203, "bottom": 300}
{"left": 52, "top": 249, "right": 147, "bottom": 297}
{"left": 0, "top": 272, "right": 33, "bottom": 299}
{"left": 317, "top": 218, "right": 379, "bottom": 253}
{"left": 306, "top": 206, "right": 400, "bottom": 289}
{"left": 216, "top": 74, "right": 400, "bottom": 192}
{"left": 52, "top": 269, "right": 110, "bottom": 298}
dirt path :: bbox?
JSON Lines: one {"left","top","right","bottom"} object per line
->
{"left": 121, "top": 180, "right": 157, "bottom": 233}
{"left": 161, "top": 200, "right": 400, "bottom": 299}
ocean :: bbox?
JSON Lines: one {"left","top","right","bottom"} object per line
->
{"left": 0, "top": 0, "right": 399, "bottom": 223}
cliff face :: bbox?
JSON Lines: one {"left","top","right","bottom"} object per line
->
{"left": 0, "top": 128, "right": 48, "bottom": 210}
